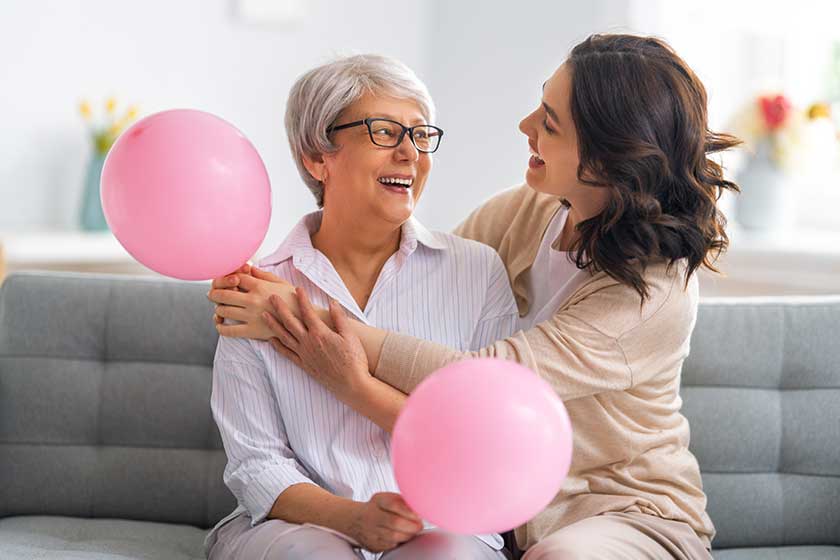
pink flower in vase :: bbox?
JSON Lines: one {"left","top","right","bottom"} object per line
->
{"left": 759, "top": 94, "right": 792, "bottom": 131}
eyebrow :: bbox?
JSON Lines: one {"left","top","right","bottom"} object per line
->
{"left": 541, "top": 82, "right": 560, "bottom": 123}
{"left": 372, "top": 113, "right": 428, "bottom": 126}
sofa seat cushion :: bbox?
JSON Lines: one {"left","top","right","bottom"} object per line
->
{"left": 713, "top": 546, "right": 840, "bottom": 559}
{"left": 0, "top": 515, "right": 206, "bottom": 560}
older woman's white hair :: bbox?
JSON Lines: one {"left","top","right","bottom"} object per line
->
{"left": 285, "top": 54, "right": 436, "bottom": 207}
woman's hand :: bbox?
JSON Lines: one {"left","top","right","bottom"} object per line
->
{"left": 209, "top": 262, "right": 252, "bottom": 327}
{"left": 207, "top": 264, "right": 299, "bottom": 340}
{"left": 263, "top": 288, "right": 373, "bottom": 405}
{"left": 346, "top": 493, "right": 424, "bottom": 553}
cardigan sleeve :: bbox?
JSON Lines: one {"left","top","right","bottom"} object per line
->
{"left": 373, "top": 284, "right": 636, "bottom": 400}
{"left": 373, "top": 265, "right": 693, "bottom": 401}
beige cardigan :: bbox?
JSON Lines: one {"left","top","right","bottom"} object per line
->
{"left": 374, "top": 184, "right": 715, "bottom": 550}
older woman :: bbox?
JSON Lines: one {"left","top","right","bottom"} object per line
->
{"left": 210, "top": 34, "right": 743, "bottom": 559}
{"left": 204, "top": 54, "right": 517, "bottom": 560}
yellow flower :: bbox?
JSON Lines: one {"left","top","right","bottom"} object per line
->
{"left": 79, "top": 100, "right": 92, "bottom": 120}
{"left": 105, "top": 96, "right": 117, "bottom": 115}
{"left": 107, "top": 122, "right": 123, "bottom": 137}
{"left": 113, "top": 105, "right": 139, "bottom": 130}
{"left": 807, "top": 102, "right": 831, "bottom": 120}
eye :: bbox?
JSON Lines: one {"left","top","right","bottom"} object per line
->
{"left": 373, "top": 127, "right": 395, "bottom": 136}
{"left": 542, "top": 118, "right": 555, "bottom": 134}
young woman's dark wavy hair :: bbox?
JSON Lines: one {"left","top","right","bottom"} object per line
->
{"left": 565, "top": 33, "right": 741, "bottom": 303}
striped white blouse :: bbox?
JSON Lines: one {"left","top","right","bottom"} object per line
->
{"left": 204, "top": 211, "right": 519, "bottom": 559}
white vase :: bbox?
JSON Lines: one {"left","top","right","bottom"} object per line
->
{"left": 735, "top": 142, "right": 798, "bottom": 232}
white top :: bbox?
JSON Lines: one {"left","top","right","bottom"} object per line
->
{"left": 517, "top": 205, "right": 594, "bottom": 331}
{"left": 205, "top": 211, "right": 518, "bottom": 559}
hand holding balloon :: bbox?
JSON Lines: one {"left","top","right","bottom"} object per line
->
{"left": 208, "top": 264, "right": 299, "bottom": 340}
{"left": 346, "top": 492, "right": 424, "bottom": 553}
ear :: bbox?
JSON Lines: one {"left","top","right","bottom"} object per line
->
{"left": 302, "top": 153, "right": 329, "bottom": 184}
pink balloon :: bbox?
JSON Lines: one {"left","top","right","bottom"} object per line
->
{"left": 391, "top": 358, "right": 573, "bottom": 535}
{"left": 101, "top": 109, "right": 271, "bottom": 280}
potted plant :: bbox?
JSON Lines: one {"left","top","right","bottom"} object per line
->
{"left": 729, "top": 93, "right": 838, "bottom": 233}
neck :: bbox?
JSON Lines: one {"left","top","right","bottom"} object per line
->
{"left": 559, "top": 183, "right": 612, "bottom": 251}
{"left": 311, "top": 208, "right": 402, "bottom": 302}
{"left": 555, "top": 205, "right": 582, "bottom": 251}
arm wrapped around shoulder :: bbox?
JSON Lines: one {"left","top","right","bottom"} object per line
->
{"left": 374, "top": 260, "right": 698, "bottom": 400}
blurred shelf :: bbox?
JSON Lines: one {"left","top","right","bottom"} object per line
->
{"left": 699, "top": 225, "right": 840, "bottom": 297}
{"left": 0, "top": 230, "right": 161, "bottom": 283}
{"left": 0, "top": 226, "right": 838, "bottom": 297}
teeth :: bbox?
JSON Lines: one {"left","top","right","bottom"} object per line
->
{"left": 530, "top": 151, "right": 544, "bottom": 163}
{"left": 378, "top": 177, "right": 413, "bottom": 187}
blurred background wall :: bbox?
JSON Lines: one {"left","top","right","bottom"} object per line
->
{"left": 0, "top": 0, "right": 432, "bottom": 242}
{"left": 1, "top": 0, "right": 838, "bottom": 294}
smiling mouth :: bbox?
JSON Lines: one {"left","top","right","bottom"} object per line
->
{"left": 529, "top": 152, "right": 545, "bottom": 169}
{"left": 378, "top": 176, "right": 414, "bottom": 188}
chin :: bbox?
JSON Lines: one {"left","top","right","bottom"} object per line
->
{"left": 525, "top": 171, "right": 567, "bottom": 198}
{"left": 378, "top": 203, "right": 413, "bottom": 226}
{"left": 524, "top": 171, "right": 548, "bottom": 193}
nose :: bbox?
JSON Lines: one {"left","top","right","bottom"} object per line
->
{"left": 394, "top": 131, "right": 419, "bottom": 162}
{"left": 519, "top": 108, "right": 537, "bottom": 137}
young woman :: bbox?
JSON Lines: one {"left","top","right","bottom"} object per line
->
{"left": 210, "top": 34, "right": 741, "bottom": 559}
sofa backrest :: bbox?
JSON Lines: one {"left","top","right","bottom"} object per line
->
{"left": 681, "top": 296, "right": 840, "bottom": 548}
{"left": 0, "top": 272, "right": 235, "bottom": 529}
{"left": 1, "top": 272, "right": 839, "bottom": 546}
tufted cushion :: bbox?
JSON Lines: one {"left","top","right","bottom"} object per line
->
{"left": 1, "top": 272, "right": 839, "bottom": 559}
{"left": 0, "top": 516, "right": 206, "bottom": 559}
{"left": 682, "top": 297, "right": 840, "bottom": 554}
{"left": 0, "top": 272, "right": 236, "bottom": 531}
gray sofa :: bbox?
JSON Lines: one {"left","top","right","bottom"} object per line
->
{"left": 0, "top": 271, "right": 837, "bottom": 559}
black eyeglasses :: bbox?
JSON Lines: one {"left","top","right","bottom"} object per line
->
{"left": 326, "top": 117, "right": 444, "bottom": 153}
